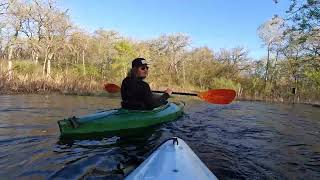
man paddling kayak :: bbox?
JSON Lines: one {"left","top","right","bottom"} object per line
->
{"left": 121, "top": 58, "right": 173, "bottom": 110}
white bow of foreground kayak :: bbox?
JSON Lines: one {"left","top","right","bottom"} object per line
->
{"left": 125, "top": 137, "right": 218, "bottom": 180}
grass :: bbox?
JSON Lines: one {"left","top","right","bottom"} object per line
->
{"left": 0, "top": 60, "right": 104, "bottom": 95}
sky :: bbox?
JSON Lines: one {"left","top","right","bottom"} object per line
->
{"left": 59, "top": 0, "right": 291, "bottom": 60}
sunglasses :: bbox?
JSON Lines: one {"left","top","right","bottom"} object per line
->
{"left": 139, "top": 66, "right": 149, "bottom": 71}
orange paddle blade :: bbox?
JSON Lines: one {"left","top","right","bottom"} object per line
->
{"left": 198, "top": 89, "right": 236, "bottom": 104}
{"left": 104, "top": 83, "right": 121, "bottom": 93}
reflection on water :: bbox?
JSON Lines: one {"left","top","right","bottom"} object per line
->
{"left": 0, "top": 94, "right": 319, "bottom": 179}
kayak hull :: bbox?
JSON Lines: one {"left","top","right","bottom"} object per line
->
{"left": 126, "top": 137, "right": 218, "bottom": 180}
{"left": 58, "top": 102, "right": 184, "bottom": 138}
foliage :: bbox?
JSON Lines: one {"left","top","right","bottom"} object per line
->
{"left": 71, "top": 64, "right": 101, "bottom": 79}
{"left": 210, "top": 77, "right": 241, "bottom": 90}
{"left": 13, "top": 60, "right": 39, "bottom": 75}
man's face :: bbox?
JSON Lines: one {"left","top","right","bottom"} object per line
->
{"left": 136, "top": 65, "right": 149, "bottom": 78}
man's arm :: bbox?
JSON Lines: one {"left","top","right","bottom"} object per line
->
{"left": 142, "top": 82, "right": 169, "bottom": 109}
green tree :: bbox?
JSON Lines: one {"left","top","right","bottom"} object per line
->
{"left": 112, "top": 40, "right": 137, "bottom": 81}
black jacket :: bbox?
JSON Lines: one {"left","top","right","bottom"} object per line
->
{"left": 121, "top": 77, "right": 169, "bottom": 110}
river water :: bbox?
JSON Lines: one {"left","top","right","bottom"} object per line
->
{"left": 0, "top": 94, "right": 319, "bottom": 180}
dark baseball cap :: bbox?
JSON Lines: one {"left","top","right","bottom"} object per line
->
{"left": 132, "top": 58, "right": 149, "bottom": 68}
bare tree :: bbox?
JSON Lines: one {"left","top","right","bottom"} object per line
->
{"left": 0, "top": 1, "right": 9, "bottom": 15}
{"left": 69, "top": 30, "right": 90, "bottom": 75}
{"left": 27, "top": 0, "right": 72, "bottom": 76}
{"left": 187, "top": 47, "right": 215, "bottom": 88}
{"left": 3, "top": 0, "right": 30, "bottom": 79}
{"left": 216, "top": 47, "right": 250, "bottom": 79}
{"left": 258, "top": 16, "right": 285, "bottom": 86}
{"left": 148, "top": 33, "right": 190, "bottom": 85}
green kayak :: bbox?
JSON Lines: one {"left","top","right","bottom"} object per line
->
{"left": 58, "top": 102, "right": 184, "bottom": 138}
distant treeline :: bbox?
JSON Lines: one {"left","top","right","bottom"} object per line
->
{"left": 0, "top": 0, "right": 319, "bottom": 103}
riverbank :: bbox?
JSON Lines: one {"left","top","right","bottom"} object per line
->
{"left": 1, "top": 85, "right": 320, "bottom": 107}
{"left": 237, "top": 96, "right": 320, "bottom": 107}
{"left": 1, "top": 68, "right": 319, "bottom": 106}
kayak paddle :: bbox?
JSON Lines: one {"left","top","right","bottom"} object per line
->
{"left": 104, "top": 83, "right": 236, "bottom": 104}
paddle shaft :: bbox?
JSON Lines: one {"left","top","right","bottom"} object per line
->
{"left": 104, "top": 83, "right": 236, "bottom": 104}
{"left": 152, "top": 90, "right": 197, "bottom": 96}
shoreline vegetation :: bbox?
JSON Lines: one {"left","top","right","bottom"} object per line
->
{"left": 1, "top": 60, "right": 319, "bottom": 107}
{"left": 0, "top": 0, "right": 319, "bottom": 106}
{"left": 1, "top": 78, "right": 319, "bottom": 107}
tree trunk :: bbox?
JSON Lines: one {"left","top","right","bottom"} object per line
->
{"left": 264, "top": 45, "right": 271, "bottom": 100}
{"left": 82, "top": 50, "right": 86, "bottom": 75}
{"left": 293, "top": 77, "right": 298, "bottom": 104}
{"left": 8, "top": 60, "right": 12, "bottom": 80}
{"left": 265, "top": 46, "right": 270, "bottom": 86}
{"left": 31, "top": 50, "right": 39, "bottom": 64}
{"left": 43, "top": 51, "right": 48, "bottom": 76}
{"left": 182, "top": 60, "right": 186, "bottom": 87}
{"left": 8, "top": 45, "right": 13, "bottom": 80}
{"left": 238, "top": 87, "right": 242, "bottom": 97}
{"left": 270, "top": 50, "right": 279, "bottom": 88}
{"left": 76, "top": 52, "right": 79, "bottom": 64}
{"left": 47, "top": 58, "right": 51, "bottom": 76}
{"left": 8, "top": 46, "right": 13, "bottom": 59}
{"left": 35, "top": 52, "right": 39, "bottom": 64}
{"left": 47, "top": 53, "right": 53, "bottom": 76}
{"left": 32, "top": 50, "right": 35, "bottom": 61}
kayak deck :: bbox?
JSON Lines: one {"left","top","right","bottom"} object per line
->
{"left": 126, "top": 137, "right": 218, "bottom": 180}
